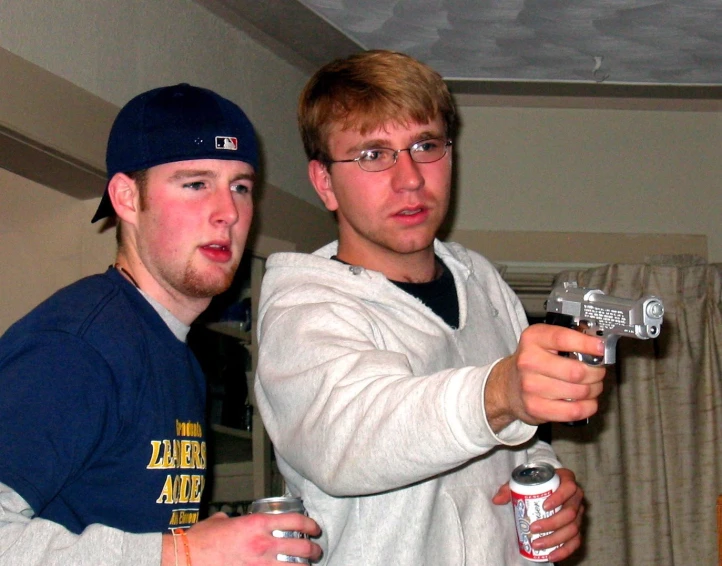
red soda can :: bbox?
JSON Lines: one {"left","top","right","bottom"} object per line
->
{"left": 510, "top": 462, "right": 561, "bottom": 562}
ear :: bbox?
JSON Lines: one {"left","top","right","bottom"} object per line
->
{"left": 107, "top": 173, "right": 140, "bottom": 225}
{"left": 308, "top": 160, "right": 338, "bottom": 212}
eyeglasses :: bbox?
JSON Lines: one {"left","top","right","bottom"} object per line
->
{"left": 327, "top": 138, "right": 452, "bottom": 173}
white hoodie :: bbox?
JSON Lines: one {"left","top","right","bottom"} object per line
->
{"left": 255, "top": 240, "right": 560, "bottom": 566}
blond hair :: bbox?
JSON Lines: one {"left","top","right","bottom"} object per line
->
{"left": 298, "top": 50, "right": 457, "bottom": 164}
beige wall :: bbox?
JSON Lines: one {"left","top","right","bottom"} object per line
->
{"left": 450, "top": 102, "right": 721, "bottom": 262}
{"left": 0, "top": 168, "right": 334, "bottom": 334}
{"left": 0, "top": 0, "right": 318, "bottom": 207}
{"left": 446, "top": 229, "right": 707, "bottom": 265}
{"left": 0, "top": 0, "right": 337, "bottom": 332}
{"left": 0, "top": 0, "right": 720, "bottom": 334}
{"left": 0, "top": 169, "right": 116, "bottom": 332}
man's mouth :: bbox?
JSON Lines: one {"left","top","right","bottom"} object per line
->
{"left": 397, "top": 208, "right": 423, "bottom": 216}
{"left": 199, "top": 242, "right": 234, "bottom": 263}
{"left": 203, "top": 243, "right": 230, "bottom": 251}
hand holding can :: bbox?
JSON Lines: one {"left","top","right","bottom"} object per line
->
{"left": 249, "top": 496, "right": 312, "bottom": 564}
{"left": 510, "top": 462, "right": 561, "bottom": 563}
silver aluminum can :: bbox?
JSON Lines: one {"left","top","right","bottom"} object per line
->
{"left": 510, "top": 462, "right": 561, "bottom": 562}
{"left": 249, "top": 496, "right": 309, "bottom": 564}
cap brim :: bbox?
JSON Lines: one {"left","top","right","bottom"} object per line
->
{"left": 91, "top": 188, "right": 114, "bottom": 223}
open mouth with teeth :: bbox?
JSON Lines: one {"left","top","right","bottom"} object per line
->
{"left": 200, "top": 243, "right": 233, "bottom": 262}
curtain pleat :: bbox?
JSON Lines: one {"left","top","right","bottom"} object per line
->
{"left": 549, "top": 258, "right": 722, "bottom": 566}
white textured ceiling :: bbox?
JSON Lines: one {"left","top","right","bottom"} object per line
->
{"left": 297, "top": 0, "right": 722, "bottom": 85}
{"left": 198, "top": 0, "right": 722, "bottom": 97}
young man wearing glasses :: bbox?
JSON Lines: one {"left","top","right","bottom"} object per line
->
{"left": 254, "top": 50, "right": 607, "bottom": 565}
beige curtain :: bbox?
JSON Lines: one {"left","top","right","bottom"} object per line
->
{"left": 550, "top": 256, "right": 722, "bottom": 566}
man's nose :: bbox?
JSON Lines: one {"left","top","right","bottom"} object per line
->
{"left": 211, "top": 187, "right": 240, "bottom": 224}
{"left": 391, "top": 150, "right": 424, "bottom": 191}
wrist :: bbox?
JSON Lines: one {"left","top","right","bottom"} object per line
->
{"left": 484, "top": 357, "right": 517, "bottom": 432}
{"left": 160, "top": 533, "right": 176, "bottom": 566}
{"left": 172, "top": 528, "right": 192, "bottom": 566}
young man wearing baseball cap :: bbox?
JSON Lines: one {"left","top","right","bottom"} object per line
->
{"left": 0, "top": 84, "right": 321, "bottom": 565}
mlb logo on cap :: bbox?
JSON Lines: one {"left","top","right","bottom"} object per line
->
{"left": 216, "top": 136, "right": 238, "bottom": 150}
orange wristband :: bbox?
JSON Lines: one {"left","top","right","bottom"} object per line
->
{"left": 172, "top": 528, "right": 192, "bottom": 566}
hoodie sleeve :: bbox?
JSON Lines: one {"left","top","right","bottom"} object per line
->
{"left": 255, "top": 270, "right": 541, "bottom": 497}
{"left": 0, "top": 483, "right": 160, "bottom": 566}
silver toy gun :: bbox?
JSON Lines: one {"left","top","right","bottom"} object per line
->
{"left": 545, "top": 282, "right": 664, "bottom": 426}
{"left": 545, "top": 282, "right": 665, "bottom": 366}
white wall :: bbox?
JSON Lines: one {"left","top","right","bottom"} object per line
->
{"left": 1, "top": 0, "right": 719, "bottom": 263}
{"left": 0, "top": 0, "right": 720, "bottom": 335}
{"left": 0, "top": 0, "right": 321, "bottom": 333}
{"left": 0, "top": 168, "right": 116, "bottom": 331}
{"left": 452, "top": 104, "right": 721, "bottom": 260}
{"left": 0, "top": 0, "right": 317, "bottom": 206}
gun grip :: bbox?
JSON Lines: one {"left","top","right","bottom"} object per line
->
{"left": 544, "top": 313, "right": 590, "bottom": 427}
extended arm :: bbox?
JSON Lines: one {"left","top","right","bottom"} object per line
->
{"left": 256, "top": 289, "right": 538, "bottom": 496}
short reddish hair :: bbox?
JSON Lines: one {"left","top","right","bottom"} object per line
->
{"left": 298, "top": 50, "right": 457, "bottom": 164}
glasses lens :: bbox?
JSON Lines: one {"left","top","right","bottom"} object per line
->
{"left": 410, "top": 139, "right": 448, "bottom": 164}
{"left": 355, "top": 139, "right": 450, "bottom": 172}
{"left": 358, "top": 148, "right": 395, "bottom": 172}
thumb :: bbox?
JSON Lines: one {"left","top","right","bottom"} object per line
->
{"left": 492, "top": 482, "right": 512, "bottom": 505}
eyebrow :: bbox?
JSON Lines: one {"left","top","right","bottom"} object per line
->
{"left": 351, "top": 130, "right": 445, "bottom": 152}
{"left": 168, "top": 169, "right": 256, "bottom": 183}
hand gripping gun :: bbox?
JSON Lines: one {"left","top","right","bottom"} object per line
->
{"left": 545, "top": 282, "right": 665, "bottom": 366}
{"left": 544, "top": 282, "right": 664, "bottom": 426}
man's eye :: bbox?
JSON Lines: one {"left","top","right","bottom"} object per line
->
{"left": 232, "top": 183, "right": 252, "bottom": 194}
{"left": 183, "top": 181, "right": 206, "bottom": 190}
{"left": 359, "top": 149, "right": 388, "bottom": 162}
{"left": 414, "top": 139, "right": 441, "bottom": 152}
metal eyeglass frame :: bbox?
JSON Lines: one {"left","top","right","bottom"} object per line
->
{"left": 326, "top": 138, "right": 453, "bottom": 172}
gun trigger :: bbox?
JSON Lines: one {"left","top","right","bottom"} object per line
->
{"left": 576, "top": 352, "right": 605, "bottom": 366}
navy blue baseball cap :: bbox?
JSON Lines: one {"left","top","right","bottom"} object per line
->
{"left": 92, "top": 83, "right": 259, "bottom": 223}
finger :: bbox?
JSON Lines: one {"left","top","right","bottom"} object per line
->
{"left": 491, "top": 482, "right": 511, "bottom": 505}
{"left": 539, "top": 504, "right": 586, "bottom": 563}
{"left": 274, "top": 537, "right": 323, "bottom": 562}
{"left": 542, "top": 475, "right": 580, "bottom": 511}
{"left": 521, "top": 371, "right": 605, "bottom": 402}
{"left": 545, "top": 533, "right": 581, "bottom": 563}
{"left": 530, "top": 514, "right": 581, "bottom": 553}
{"left": 524, "top": 324, "right": 605, "bottom": 359}
{"left": 518, "top": 353, "right": 606, "bottom": 394}
{"left": 574, "top": 502, "right": 586, "bottom": 531}
{"left": 532, "top": 501, "right": 578, "bottom": 534}
{"left": 550, "top": 326, "right": 606, "bottom": 359}
{"left": 268, "top": 513, "right": 322, "bottom": 537}
{"left": 524, "top": 396, "right": 599, "bottom": 423}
